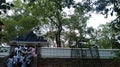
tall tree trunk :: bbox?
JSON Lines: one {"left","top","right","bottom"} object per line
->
{"left": 54, "top": 0, "right": 62, "bottom": 47}
{"left": 56, "top": 20, "right": 62, "bottom": 47}
{"left": 56, "top": 11, "right": 62, "bottom": 47}
{"left": 56, "top": 29, "right": 62, "bottom": 47}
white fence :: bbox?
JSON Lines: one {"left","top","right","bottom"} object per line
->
{"left": 0, "top": 47, "right": 10, "bottom": 57}
{"left": 40, "top": 47, "right": 119, "bottom": 59}
{"left": 0, "top": 47, "right": 119, "bottom": 59}
{"left": 40, "top": 47, "right": 71, "bottom": 58}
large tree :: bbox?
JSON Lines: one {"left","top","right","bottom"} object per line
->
{"left": 2, "top": 0, "right": 75, "bottom": 46}
{"left": 2, "top": 0, "right": 91, "bottom": 47}
{"left": 23, "top": 0, "right": 75, "bottom": 47}
{"left": 82, "top": 0, "right": 120, "bottom": 48}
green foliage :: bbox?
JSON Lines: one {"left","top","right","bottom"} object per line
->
{"left": 0, "top": 0, "right": 92, "bottom": 47}
{"left": 82, "top": 0, "right": 120, "bottom": 48}
{"left": 95, "top": 23, "right": 120, "bottom": 49}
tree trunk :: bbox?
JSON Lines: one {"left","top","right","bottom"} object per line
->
{"left": 56, "top": 30, "right": 61, "bottom": 47}
{"left": 54, "top": 0, "right": 62, "bottom": 47}
{"left": 56, "top": 12, "right": 62, "bottom": 47}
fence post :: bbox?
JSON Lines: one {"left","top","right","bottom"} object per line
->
{"left": 89, "top": 45, "right": 102, "bottom": 67}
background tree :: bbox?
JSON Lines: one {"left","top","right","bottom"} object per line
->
{"left": 79, "top": 0, "right": 120, "bottom": 49}
{"left": 1, "top": 0, "right": 75, "bottom": 47}
{"left": 28, "top": 0, "right": 75, "bottom": 47}
{"left": 0, "top": 21, "right": 4, "bottom": 44}
{"left": 97, "top": 23, "right": 114, "bottom": 48}
{"left": 56, "top": 2, "right": 90, "bottom": 47}
{"left": 0, "top": 0, "right": 14, "bottom": 44}
{"left": 2, "top": 0, "right": 91, "bottom": 48}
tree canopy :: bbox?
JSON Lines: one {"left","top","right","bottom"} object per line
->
{"left": 0, "top": 0, "right": 120, "bottom": 48}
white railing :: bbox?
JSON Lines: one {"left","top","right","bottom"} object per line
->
{"left": 40, "top": 47, "right": 119, "bottom": 59}
{"left": 40, "top": 47, "right": 71, "bottom": 58}
{"left": 99, "top": 49, "right": 118, "bottom": 59}
{"left": 0, "top": 47, "right": 10, "bottom": 57}
{"left": 0, "top": 47, "right": 119, "bottom": 59}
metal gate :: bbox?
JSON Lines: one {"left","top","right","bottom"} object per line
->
{"left": 71, "top": 45, "right": 102, "bottom": 67}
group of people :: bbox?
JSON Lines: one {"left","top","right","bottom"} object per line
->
{"left": 7, "top": 45, "right": 36, "bottom": 67}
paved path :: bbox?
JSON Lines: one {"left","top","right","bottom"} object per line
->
{"left": 31, "top": 56, "right": 37, "bottom": 67}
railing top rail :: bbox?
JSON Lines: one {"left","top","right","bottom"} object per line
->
{"left": 41, "top": 47, "right": 120, "bottom": 51}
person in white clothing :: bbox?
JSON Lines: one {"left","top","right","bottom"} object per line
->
{"left": 14, "top": 46, "right": 19, "bottom": 55}
{"left": 31, "top": 46, "right": 36, "bottom": 57}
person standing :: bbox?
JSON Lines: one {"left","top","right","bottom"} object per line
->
{"left": 13, "top": 54, "right": 19, "bottom": 67}
{"left": 21, "top": 58, "right": 26, "bottom": 67}
{"left": 26, "top": 53, "right": 32, "bottom": 67}
{"left": 7, "top": 55, "right": 13, "bottom": 67}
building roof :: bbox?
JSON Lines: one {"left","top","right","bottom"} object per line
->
{"left": 10, "top": 31, "right": 48, "bottom": 45}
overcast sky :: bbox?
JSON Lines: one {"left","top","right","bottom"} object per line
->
{"left": 87, "top": 12, "right": 116, "bottom": 29}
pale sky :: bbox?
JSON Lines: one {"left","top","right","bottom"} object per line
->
{"left": 6, "top": 0, "right": 13, "bottom": 3}
{"left": 87, "top": 12, "right": 116, "bottom": 29}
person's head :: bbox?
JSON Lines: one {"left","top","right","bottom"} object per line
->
{"left": 33, "top": 46, "right": 35, "bottom": 48}
{"left": 9, "top": 54, "right": 13, "bottom": 58}
{"left": 17, "top": 45, "right": 19, "bottom": 48}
